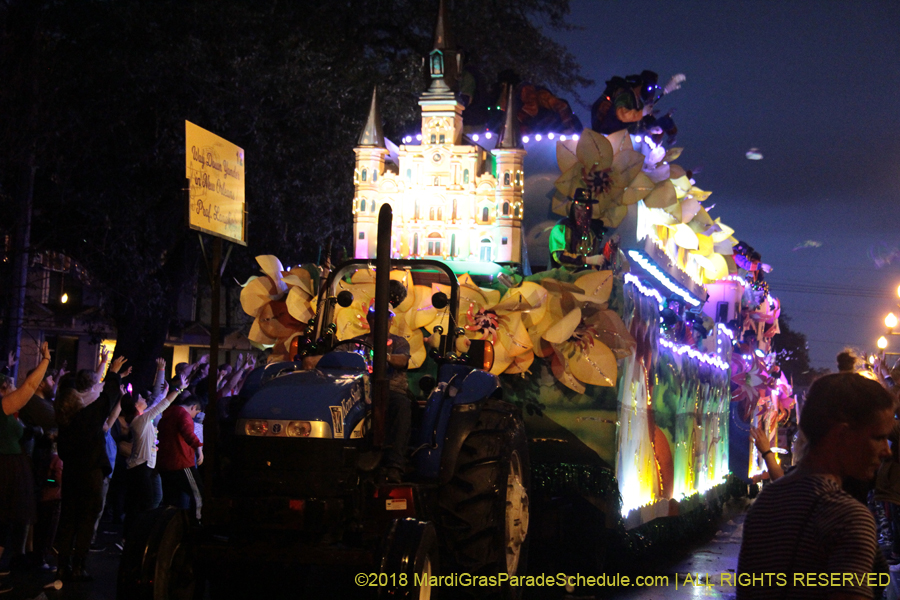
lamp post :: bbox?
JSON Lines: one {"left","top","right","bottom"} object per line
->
{"left": 878, "top": 286, "right": 900, "bottom": 362}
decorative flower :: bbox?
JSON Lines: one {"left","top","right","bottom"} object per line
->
{"left": 539, "top": 271, "right": 635, "bottom": 393}
{"left": 331, "top": 268, "right": 432, "bottom": 368}
{"left": 240, "top": 255, "right": 317, "bottom": 361}
{"left": 460, "top": 280, "right": 550, "bottom": 375}
{"left": 552, "top": 129, "right": 648, "bottom": 228}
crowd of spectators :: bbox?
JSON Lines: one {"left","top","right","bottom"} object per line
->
{"left": 0, "top": 346, "right": 257, "bottom": 594}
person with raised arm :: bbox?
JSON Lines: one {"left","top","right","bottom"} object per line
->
{"left": 0, "top": 342, "right": 51, "bottom": 593}
{"left": 54, "top": 353, "right": 126, "bottom": 582}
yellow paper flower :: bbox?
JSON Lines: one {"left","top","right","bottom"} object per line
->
{"left": 331, "top": 269, "right": 431, "bottom": 368}
{"left": 240, "top": 255, "right": 316, "bottom": 352}
{"left": 461, "top": 281, "right": 549, "bottom": 376}
{"left": 552, "top": 129, "right": 648, "bottom": 228}
{"left": 538, "top": 271, "right": 635, "bottom": 393}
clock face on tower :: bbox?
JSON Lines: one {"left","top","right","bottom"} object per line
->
{"left": 432, "top": 153, "right": 442, "bottom": 163}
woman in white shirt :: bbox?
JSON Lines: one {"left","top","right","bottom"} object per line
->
{"left": 121, "top": 372, "right": 187, "bottom": 538}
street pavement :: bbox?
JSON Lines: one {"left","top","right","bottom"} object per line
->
{"left": 4, "top": 496, "right": 900, "bottom": 600}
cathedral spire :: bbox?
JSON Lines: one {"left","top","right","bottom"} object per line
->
{"left": 358, "top": 87, "right": 385, "bottom": 147}
{"left": 426, "top": 0, "right": 458, "bottom": 93}
{"left": 433, "top": 0, "right": 453, "bottom": 50}
{"left": 497, "top": 84, "right": 522, "bottom": 149}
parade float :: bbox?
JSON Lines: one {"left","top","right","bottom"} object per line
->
{"left": 238, "top": 16, "right": 794, "bottom": 564}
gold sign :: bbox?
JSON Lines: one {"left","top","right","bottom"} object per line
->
{"left": 185, "top": 121, "right": 246, "bottom": 245}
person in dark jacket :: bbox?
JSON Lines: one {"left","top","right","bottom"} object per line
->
{"left": 54, "top": 355, "right": 126, "bottom": 581}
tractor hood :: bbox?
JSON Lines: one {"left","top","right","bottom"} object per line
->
{"left": 237, "top": 368, "right": 370, "bottom": 440}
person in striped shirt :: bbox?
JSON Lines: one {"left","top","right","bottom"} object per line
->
{"left": 738, "top": 373, "right": 895, "bottom": 599}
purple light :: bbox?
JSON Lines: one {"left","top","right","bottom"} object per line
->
{"left": 548, "top": 133, "right": 555, "bottom": 139}
{"left": 472, "top": 134, "right": 480, "bottom": 141}
{"left": 535, "top": 134, "right": 542, "bottom": 141}
{"left": 522, "top": 135, "right": 530, "bottom": 143}
{"left": 560, "top": 135, "right": 567, "bottom": 141}
{"left": 485, "top": 132, "right": 492, "bottom": 139}
{"left": 572, "top": 134, "right": 580, "bottom": 141}
{"left": 416, "top": 134, "right": 422, "bottom": 141}
{"left": 634, "top": 135, "right": 643, "bottom": 143}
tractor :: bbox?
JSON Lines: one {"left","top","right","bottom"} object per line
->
{"left": 118, "top": 205, "right": 530, "bottom": 599}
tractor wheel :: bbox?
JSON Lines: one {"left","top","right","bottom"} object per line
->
{"left": 117, "top": 506, "right": 198, "bottom": 600}
{"left": 437, "top": 399, "right": 530, "bottom": 598}
{"left": 378, "top": 518, "right": 438, "bottom": 599}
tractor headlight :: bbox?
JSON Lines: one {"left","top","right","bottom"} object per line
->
{"left": 237, "top": 419, "right": 333, "bottom": 438}
{"left": 286, "top": 421, "right": 312, "bottom": 437}
{"left": 245, "top": 420, "right": 268, "bottom": 436}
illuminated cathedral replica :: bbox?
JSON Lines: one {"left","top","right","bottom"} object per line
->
{"left": 351, "top": 9, "right": 524, "bottom": 265}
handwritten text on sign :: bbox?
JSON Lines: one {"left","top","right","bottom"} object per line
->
{"left": 185, "top": 121, "right": 246, "bottom": 244}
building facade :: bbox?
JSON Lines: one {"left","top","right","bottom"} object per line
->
{"left": 352, "top": 36, "right": 525, "bottom": 265}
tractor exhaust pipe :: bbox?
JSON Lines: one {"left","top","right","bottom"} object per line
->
{"left": 372, "top": 204, "right": 392, "bottom": 448}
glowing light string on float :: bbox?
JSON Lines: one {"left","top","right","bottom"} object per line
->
{"left": 627, "top": 250, "right": 702, "bottom": 307}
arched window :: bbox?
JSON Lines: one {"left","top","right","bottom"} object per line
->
{"left": 360, "top": 199, "right": 366, "bottom": 212}
{"left": 479, "top": 238, "right": 492, "bottom": 262}
{"left": 406, "top": 168, "right": 412, "bottom": 181}
{"left": 430, "top": 134, "right": 436, "bottom": 144}
{"left": 437, "top": 207, "right": 443, "bottom": 221}
{"left": 413, "top": 233, "right": 419, "bottom": 256}
{"left": 463, "top": 169, "right": 469, "bottom": 184}
{"left": 514, "top": 204, "right": 521, "bottom": 218}
{"left": 371, "top": 200, "right": 376, "bottom": 213}
{"left": 439, "top": 134, "right": 445, "bottom": 144}
{"left": 427, "top": 232, "right": 443, "bottom": 256}
{"left": 450, "top": 234, "right": 457, "bottom": 257}
{"left": 502, "top": 202, "right": 510, "bottom": 216}
{"left": 482, "top": 207, "right": 489, "bottom": 222}
{"left": 429, "top": 206, "right": 436, "bottom": 220}
{"left": 503, "top": 172, "right": 510, "bottom": 185}
{"left": 373, "top": 170, "right": 378, "bottom": 182}
{"left": 415, "top": 200, "right": 420, "bottom": 220}
{"left": 433, "top": 176, "right": 439, "bottom": 186}
{"left": 515, "top": 171, "right": 521, "bottom": 185}
{"left": 452, "top": 198, "right": 457, "bottom": 220}
{"left": 361, "top": 168, "right": 367, "bottom": 182}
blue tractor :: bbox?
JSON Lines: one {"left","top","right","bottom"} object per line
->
{"left": 118, "top": 205, "right": 530, "bottom": 599}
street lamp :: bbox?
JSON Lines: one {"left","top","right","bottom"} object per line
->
{"left": 878, "top": 336, "right": 888, "bottom": 350}
{"left": 887, "top": 313, "right": 899, "bottom": 330}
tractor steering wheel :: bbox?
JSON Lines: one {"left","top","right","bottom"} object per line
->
{"left": 331, "top": 339, "right": 375, "bottom": 354}
{"left": 328, "top": 339, "right": 376, "bottom": 371}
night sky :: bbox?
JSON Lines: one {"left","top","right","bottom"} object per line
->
{"left": 545, "top": 0, "right": 900, "bottom": 371}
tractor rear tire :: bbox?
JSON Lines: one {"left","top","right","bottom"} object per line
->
{"left": 437, "top": 399, "right": 530, "bottom": 598}
{"left": 117, "top": 506, "right": 198, "bottom": 600}
{"left": 378, "top": 518, "right": 438, "bottom": 599}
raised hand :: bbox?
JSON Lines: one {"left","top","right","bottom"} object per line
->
{"left": 663, "top": 73, "right": 686, "bottom": 95}
{"left": 750, "top": 427, "right": 771, "bottom": 454}
{"left": 109, "top": 356, "right": 128, "bottom": 374}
